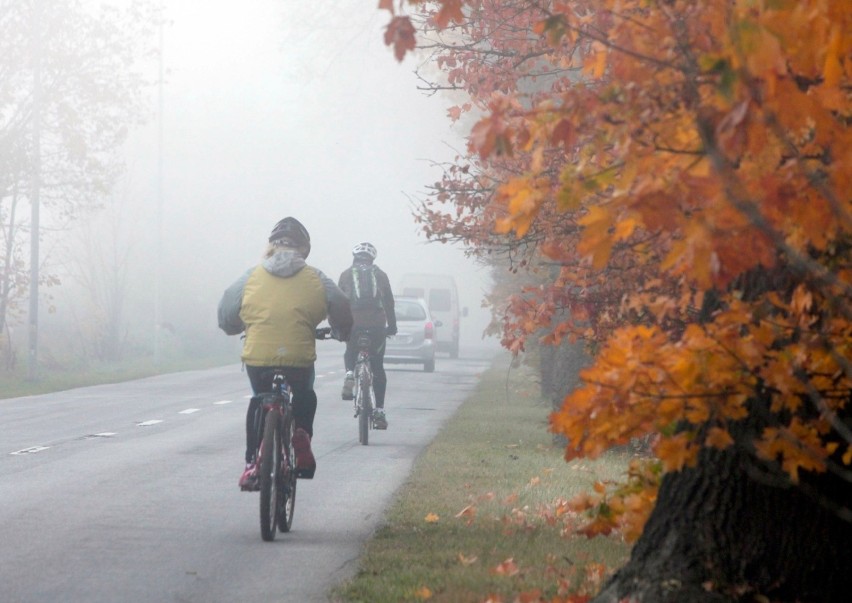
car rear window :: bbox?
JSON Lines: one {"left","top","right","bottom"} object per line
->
{"left": 396, "top": 301, "right": 427, "bottom": 321}
{"left": 429, "top": 289, "right": 451, "bottom": 312}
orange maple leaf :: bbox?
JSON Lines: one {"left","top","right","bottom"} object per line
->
{"left": 435, "top": 0, "right": 465, "bottom": 29}
{"left": 550, "top": 118, "right": 575, "bottom": 148}
{"left": 657, "top": 433, "right": 698, "bottom": 472}
{"left": 384, "top": 16, "right": 416, "bottom": 61}
{"left": 822, "top": 24, "right": 843, "bottom": 88}
{"left": 577, "top": 516, "right": 615, "bottom": 538}
{"left": 705, "top": 427, "right": 735, "bottom": 450}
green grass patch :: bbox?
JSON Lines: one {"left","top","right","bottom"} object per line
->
{"left": 0, "top": 351, "right": 234, "bottom": 399}
{"left": 332, "top": 355, "right": 632, "bottom": 603}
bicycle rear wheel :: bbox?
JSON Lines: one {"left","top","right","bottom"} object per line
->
{"left": 277, "top": 414, "right": 296, "bottom": 532}
{"left": 358, "top": 384, "right": 372, "bottom": 446}
{"left": 259, "top": 411, "right": 281, "bottom": 541}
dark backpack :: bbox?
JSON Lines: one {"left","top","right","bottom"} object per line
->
{"left": 350, "top": 264, "right": 383, "bottom": 311}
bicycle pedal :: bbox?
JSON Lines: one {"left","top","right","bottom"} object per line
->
{"left": 296, "top": 467, "right": 315, "bottom": 479}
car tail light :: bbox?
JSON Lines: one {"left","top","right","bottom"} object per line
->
{"left": 424, "top": 321, "right": 434, "bottom": 339}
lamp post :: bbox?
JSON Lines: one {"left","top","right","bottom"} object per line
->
{"left": 154, "top": 4, "right": 164, "bottom": 366}
{"left": 28, "top": 0, "right": 42, "bottom": 381}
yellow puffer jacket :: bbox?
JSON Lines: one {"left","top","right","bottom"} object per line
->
{"left": 240, "top": 264, "right": 326, "bottom": 367}
{"left": 218, "top": 249, "right": 353, "bottom": 367}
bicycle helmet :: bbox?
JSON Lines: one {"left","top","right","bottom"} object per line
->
{"left": 268, "top": 217, "right": 311, "bottom": 258}
{"left": 351, "top": 241, "right": 377, "bottom": 260}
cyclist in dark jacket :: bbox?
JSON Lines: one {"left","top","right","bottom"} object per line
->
{"left": 218, "top": 217, "right": 352, "bottom": 488}
{"left": 337, "top": 242, "right": 396, "bottom": 429}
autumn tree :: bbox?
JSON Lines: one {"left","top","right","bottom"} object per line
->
{"left": 0, "top": 0, "right": 157, "bottom": 367}
{"left": 381, "top": 0, "right": 852, "bottom": 601}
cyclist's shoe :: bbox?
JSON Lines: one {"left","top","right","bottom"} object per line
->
{"left": 341, "top": 371, "right": 355, "bottom": 400}
{"left": 292, "top": 428, "right": 316, "bottom": 479}
{"left": 238, "top": 462, "right": 259, "bottom": 491}
{"left": 373, "top": 409, "right": 388, "bottom": 430}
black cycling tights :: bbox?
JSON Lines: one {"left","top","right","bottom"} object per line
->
{"left": 343, "top": 329, "right": 387, "bottom": 408}
{"left": 244, "top": 364, "right": 316, "bottom": 463}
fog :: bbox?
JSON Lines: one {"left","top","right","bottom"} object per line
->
{"left": 48, "top": 0, "right": 497, "bottom": 362}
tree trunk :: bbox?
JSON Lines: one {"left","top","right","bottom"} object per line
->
{"left": 541, "top": 338, "right": 590, "bottom": 446}
{"left": 592, "top": 438, "right": 852, "bottom": 602}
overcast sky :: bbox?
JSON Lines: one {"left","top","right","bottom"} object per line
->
{"left": 118, "top": 0, "right": 495, "bottom": 348}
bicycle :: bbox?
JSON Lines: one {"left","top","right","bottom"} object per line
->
{"left": 351, "top": 330, "right": 378, "bottom": 446}
{"left": 248, "top": 327, "right": 333, "bottom": 541}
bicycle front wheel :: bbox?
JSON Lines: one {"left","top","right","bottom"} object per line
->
{"left": 277, "top": 414, "right": 296, "bottom": 533}
{"left": 259, "top": 411, "right": 281, "bottom": 541}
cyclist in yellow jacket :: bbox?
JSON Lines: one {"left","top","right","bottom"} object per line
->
{"left": 218, "top": 217, "right": 352, "bottom": 487}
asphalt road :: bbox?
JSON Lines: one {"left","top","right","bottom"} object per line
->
{"left": 0, "top": 344, "right": 495, "bottom": 603}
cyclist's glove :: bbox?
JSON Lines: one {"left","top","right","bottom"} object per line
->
{"left": 385, "top": 325, "right": 397, "bottom": 337}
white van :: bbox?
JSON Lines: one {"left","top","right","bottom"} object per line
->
{"left": 398, "top": 273, "right": 466, "bottom": 358}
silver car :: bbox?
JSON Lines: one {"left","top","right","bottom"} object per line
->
{"left": 385, "top": 296, "right": 439, "bottom": 372}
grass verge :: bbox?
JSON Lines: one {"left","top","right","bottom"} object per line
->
{"left": 331, "top": 355, "right": 632, "bottom": 603}
{"left": 0, "top": 351, "right": 235, "bottom": 399}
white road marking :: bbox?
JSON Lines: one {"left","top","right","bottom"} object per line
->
{"left": 10, "top": 446, "right": 50, "bottom": 456}
{"left": 136, "top": 420, "right": 163, "bottom": 427}
{"left": 82, "top": 433, "right": 117, "bottom": 439}
{"left": 7, "top": 393, "right": 242, "bottom": 455}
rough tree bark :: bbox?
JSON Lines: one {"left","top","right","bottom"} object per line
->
{"left": 592, "top": 419, "right": 852, "bottom": 603}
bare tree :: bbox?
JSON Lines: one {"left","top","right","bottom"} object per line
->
{"left": 0, "top": 0, "right": 158, "bottom": 371}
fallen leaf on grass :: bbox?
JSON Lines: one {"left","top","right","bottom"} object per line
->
{"left": 457, "top": 552, "right": 479, "bottom": 566}
{"left": 413, "top": 585, "right": 433, "bottom": 600}
{"left": 552, "top": 498, "right": 568, "bottom": 513}
{"left": 492, "top": 557, "right": 520, "bottom": 576}
{"left": 515, "top": 590, "right": 543, "bottom": 603}
{"left": 455, "top": 504, "right": 477, "bottom": 520}
{"left": 424, "top": 512, "right": 440, "bottom": 523}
